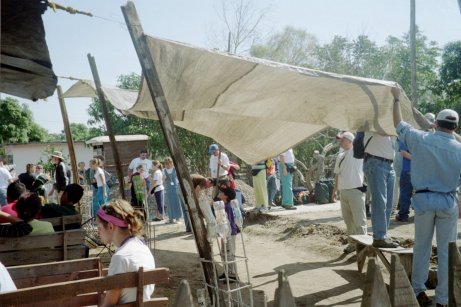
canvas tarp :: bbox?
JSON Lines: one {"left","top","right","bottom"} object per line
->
{"left": 63, "top": 36, "right": 423, "bottom": 164}
{"left": 0, "top": 0, "right": 57, "bottom": 100}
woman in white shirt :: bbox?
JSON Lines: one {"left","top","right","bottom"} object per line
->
{"left": 150, "top": 161, "right": 164, "bottom": 221}
{"left": 90, "top": 158, "right": 109, "bottom": 218}
{"left": 96, "top": 199, "right": 155, "bottom": 305}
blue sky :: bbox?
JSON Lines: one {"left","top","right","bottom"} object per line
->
{"left": 6, "top": 0, "right": 461, "bottom": 133}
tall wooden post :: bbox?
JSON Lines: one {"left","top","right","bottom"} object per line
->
{"left": 57, "top": 85, "right": 78, "bottom": 186}
{"left": 121, "top": 1, "right": 215, "bottom": 301}
{"left": 87, "top": 54, "right": 126, "bottom": 200}
{"left": 410, "top": 0, "right": 417, "bottom": 106}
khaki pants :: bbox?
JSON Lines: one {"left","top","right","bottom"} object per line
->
{"left": 340, "top": 188, "right": 367, "bottom": 236}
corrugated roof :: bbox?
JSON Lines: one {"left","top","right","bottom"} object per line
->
{"left": 85, "top": 134, "right": 148, "bottom": 145}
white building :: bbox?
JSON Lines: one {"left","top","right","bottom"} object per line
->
{"left": 3, "top": 141, "right": 93, "bottom": 178}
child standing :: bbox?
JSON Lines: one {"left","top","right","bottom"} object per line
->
{"left": 150, "top": 161, "right": 164, "bottom": 221}
{"left": 89, "top": 158, "right": 109, "bottom": 218}
{"left": 217, "top": 187, "right": 238, "bottom": 282}
{"left": 130, "top": 165, "right": 146, "bottom": 207}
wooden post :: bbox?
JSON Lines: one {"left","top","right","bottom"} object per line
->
{"left": 87, "top": 54, "right": 126, "bottom": 200}
{"left": 121, "top": 1, "right": 215, "bottom": 302}
{"left": 56, "top": 86, "right": 78, "bottom": 187}
{"left": 448, "top": 241, "right": 461, "bottom": 306}
{"left": 410, "top": 0, "right": 417, "bottom": 107}
{"left": 389, "top": 255, "right": 419, "bottom": 307}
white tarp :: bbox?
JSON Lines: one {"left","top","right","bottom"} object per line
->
{"left": 63, "top": 36, "right": 422, "bottom": 164}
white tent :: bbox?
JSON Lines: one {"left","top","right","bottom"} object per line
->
{"left": 63, "top": 36, "right": 421, "bottom": 164}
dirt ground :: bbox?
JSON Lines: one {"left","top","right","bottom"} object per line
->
{"left": 90, "top": 195, "right": 461, "bottom": 307}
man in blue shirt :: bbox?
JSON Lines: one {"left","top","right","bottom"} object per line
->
{"left": 392, "top": 86, "right": 461, "bottom": 307}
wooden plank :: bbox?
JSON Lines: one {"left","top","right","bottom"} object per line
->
{"left": 361, "top": 258, "right": 391, "bottom": 307}
{"left": 121, "top": 2, "right": 215, "bottom": 302}
{"left": 117, "top": 298, "right": 169, "bottom": 307}
{"left": 57, "top": 85, "right": 79, "bottom": 186}
{"left": 0, "top": 246, "right": 87, "bottom": 267}
{"left": 448, "top": 241, "right": 461, "bottom": 306}
{"left": 389, "top": 254, "right": 419, "bottom": 307}
{"left": 0, "top": 268, "right": 169, "bottom": 305}
{"left": 8, "top": 258, "right": 101, "bottom": 288}
{"left": 41, "top": 215, "right": 82, "bottom": 227}
{"left": 0, "top": 229, "right": 83, "bottom": 251}
{"left": 87, "top": 54, "right": 126, "bottom": 200}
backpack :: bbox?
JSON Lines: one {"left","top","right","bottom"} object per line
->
{"left": 353, "top": 132, "right": 373, "bottom": 159}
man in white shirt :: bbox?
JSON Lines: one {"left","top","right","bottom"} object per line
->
{"left": 0, "top": 157, "right": 13, "bottom": 206}
{"left": 208, "top": 144, "right": 230, "bottom": 184}
{"left": 332, "top": 132, "right": 367, "bottom": 253}
{"left": 128, "top": 149, "right": 153, "bottom": 192}
{"left": 363, "top": 132, "right": 399, "bottom": 248}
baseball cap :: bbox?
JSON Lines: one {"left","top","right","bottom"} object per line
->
{"left": 208, "top": 144, "right": 219, "bottom": 154}
{"left": 436, "top": 109, "right": 459, "bottom": 124}
{"left": 424, "top": 112, "right": 436, "bottom": 124}
{"left": 339, "top": 132, "right": 355, "bottom": 142}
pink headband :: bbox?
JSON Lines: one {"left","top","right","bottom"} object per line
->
{"left": 97, "top": 207, "right": 129, "bottom": 228}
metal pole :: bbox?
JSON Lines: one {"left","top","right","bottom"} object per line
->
{"left": 87, "top": 54, "right": 126, "bottom": 200}
{"left": 56, "top": 85, "right": 78, "bottom": 187}
{"left": 410, "top": 0, "right": 417, "bottom": 106}
{"left": 121, "top": 1, "right": 215, "bottom": 302}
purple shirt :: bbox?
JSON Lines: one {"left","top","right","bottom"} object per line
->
{"left": 224, "top": 201, "right": 238, "bottom": 236}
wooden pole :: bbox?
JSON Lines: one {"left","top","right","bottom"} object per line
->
{"left": 410, "top": 0, "right": 417, "bottom": 107}
{"left": 87, "top": 54, "right": 126, "bottom": 200}
{"left": 121, "top": 1, "right": 215, "bottom": 302}
{"left": 56, "top": 85, "right": 78, "bottom": 187}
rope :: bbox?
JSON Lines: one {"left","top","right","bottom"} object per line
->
{"left": 48, "top": 1, "right": 93, "bottom": 17}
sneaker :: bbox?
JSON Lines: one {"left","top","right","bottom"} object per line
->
{"left": 343, "top": 244, "right": 356, "bottom": 254}
{"left": 372, "top": 239, "right": 400, "bottom": 248}
{"left": 395, "top": 215, "right": 409, "bottom": 222}
{"left": 416, "top": 291, "right": 432, "bottom": 306}
{"left": 282, "top": 205, "right": 297, "bottom": 210}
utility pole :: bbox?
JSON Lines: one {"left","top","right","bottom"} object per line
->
{"left": 410, "top": 0, "right": 417, "bottom": 107}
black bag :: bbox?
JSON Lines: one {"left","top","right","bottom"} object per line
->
{"left": 356, "top": 183, "right": 368, "bottom": 193}
{"left": 353, "top": 132, "right": 373, "bottom": 159}
{"left": 286, "top": 164, "right": 297, "bottom": 174}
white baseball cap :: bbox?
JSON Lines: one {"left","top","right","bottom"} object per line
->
{"left": 436, "top": 109, "right": 459, "bottom": 124}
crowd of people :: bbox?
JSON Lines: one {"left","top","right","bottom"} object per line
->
{"left": 331, "top": 87, "right": 460, "bottom": 307}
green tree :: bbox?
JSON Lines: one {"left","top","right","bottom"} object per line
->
{"left": 0, "top": 97, "right": 48, "bottom": 143}
{"left": 250, "top": 26, "right": 319, "bottom": 67}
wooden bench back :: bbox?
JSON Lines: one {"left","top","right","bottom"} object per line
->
{"left": 8, "top": 257, "right": 103, "bottom": 288}
{"left": 0, "top": 267, "right": 170, "bottom": 307}
{"left": 0, "top": 229, "right": 86, "bottom": 266}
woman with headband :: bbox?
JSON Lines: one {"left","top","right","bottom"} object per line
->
{"left": 96, "top": 199, "right": 155, "bottom": 305}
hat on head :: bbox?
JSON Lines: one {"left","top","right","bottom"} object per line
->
{"left": 51, "top": 151, "right": 65, "bottom": 160}
{"left": 424, "top": 112, "right": 436, "bottom": 124}
{"left": 436, "top": 109, "right": 459, "bottom": 124}
{"left": 208, "top": 144, "right": 219, "bottom": 154}
{"left": 339, "top": 132, "right": 355, "bottom": 142}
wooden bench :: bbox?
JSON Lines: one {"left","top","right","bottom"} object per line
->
{"left": 0, "top": 267, "right": 170, "bottom": 307}
{"left": 0, "top": 215, "right": 87, "bottom": 266}
{"left": 350, "top": 235, "right": 413, "bottom": 278}
{"left": 7, "top": 257, "right": 103, "bottom": 289}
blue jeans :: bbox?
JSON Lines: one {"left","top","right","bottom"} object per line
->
{"left": 397, "top": 171, "right": 413, "bottom": 219}
{"left": 0, "top": 188, "right": 7, "bottom": 206}
{"left": 363, "top": 157, "right": 395, "bottom": 240}
{"left": 412, "top": 201, "right": 458, "bottom": 305}
{"left": 267, "top": 175, "right": 277, "bottom": 204}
